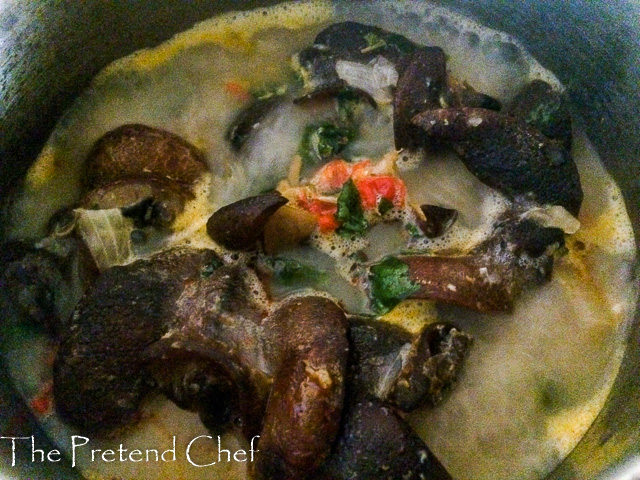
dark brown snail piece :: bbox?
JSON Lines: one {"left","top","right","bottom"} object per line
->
{"left": 256, "top": 296, "right": 349, "bottom": 480}
{"left": 84, "top": 124, "right": 208, "bottom": 190}
{"left": 293, "top": 21, "right": 422, "bottom": 102}
{"left": 507, "top": 79, "right": 572, "bottom": 149}
{"left": 318, "top": 399, "right": 453, "bottom": 480}
{"left": 206, "top": 191, "right": 288, "bottom": 251}
{"left": 226, "top": 96, "right": 283, "bottom": 150}
{"left": 348, "top": 317, "right": 472, "bottom": 412}
{"left": 53, "top": 247, "right": 220, "bottom": 434}
{"left": 400, "top": 254, "right": 516, "bottom": 313}
{"left": 417, "top": 204, "right": 459, "bottom": 238}
{"left": 81, "top": 176, "right": 191, "bottom": 228}
{"left": 0, "top": 244, "right": 66, "bottom": 336}
{"left": 412, "top": 107, "right": 583, "bottom": 215}
{"left": 386, "top": 322, "right": 472, "bottom": 411}
{"left": 393, "top": 47, "right": 447, "bottom": 150}
{"left": 143, "top": 262, "right": 271, "bottom": 439}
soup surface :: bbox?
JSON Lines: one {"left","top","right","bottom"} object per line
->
{"left": 3, "top": 1, "right": 638, "bottom": 480}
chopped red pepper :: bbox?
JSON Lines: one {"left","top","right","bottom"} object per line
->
{"left": 355, "top": 176, "right": 406, "bottom": 209}
{"left": 30, "top": 381, "right": 53, "bottom": 417}
{"left": 317, "top": 214, "right": 340, "bottom": 232}
{"left": 224, "top": 81, "right": 251, "bottom": 102}
{"left": 297, "top": 191, "right": 339, "bottom": 233}
{"left": 312, "top": 160, "right": 351, "bottom": 193}
{"left": 350, "top": 160, "right": 372, "bottom": 180}
{"left": 297, "top": 158, "right": 407, "bottom": 232}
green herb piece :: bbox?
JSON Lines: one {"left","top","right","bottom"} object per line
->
{"left": 378, "top": 197, "right": 394, "bottom": 216}
{"left": 201, "top": 258, "right": 224, "bottom": 278}
{"left": 337, "top": 89, "right": 364, "bottom": 126}
{"left": 298, "top": 122, "right": 354, "bottom": 165}
{"left": 361, "top": 32, "right": 387, "bottom": 53}
{"left": 406, "top": 223, "right": 422, "bottom": 238}
{"left": 266, "top": 257, "right": 327, "bottom": 286}
{"left": 336, "top": 179, "right": 369, "bottom": 237}
{"left": 250, "top": 82, "right": 288, "bottom": 100}
{"left": 369, "top": 256, "right": 420, "bottom": 314}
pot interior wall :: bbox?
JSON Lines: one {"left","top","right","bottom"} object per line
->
{"left": 0, "top": 1, "right": 638, "bottom": 479}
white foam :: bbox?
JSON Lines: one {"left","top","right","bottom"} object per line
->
{"left": 3, "top": 2, "right": 637, "bottom": 480}
{"left": 334, "top": 0, "right": 563, "bottom": 102}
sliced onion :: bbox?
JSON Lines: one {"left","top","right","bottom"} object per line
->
{"left": 335, "top": 55, "right": 399, "bottom": 105}
{"left": 74, "top": 208, "right": 134, "bottom": 270}
{"left": 371, "top": 55, "right": 399, "bottom": 86}
{"left": 522, "top": 205, "right": 581, "bottom": 234}
{"left": 375, "top": 342, "right": 412, "bottom": 399}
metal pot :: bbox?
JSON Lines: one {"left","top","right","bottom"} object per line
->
{"left": 0, "top": 1, "right": 638, "bottom": 479}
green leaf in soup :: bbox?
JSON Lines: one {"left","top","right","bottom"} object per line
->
{"left": 266, "top": 257, "right": 328, "bottom": 287}
{"left": 405, "top": 222, "right": 422, "bottom": 238}
{"left": 336, "top": 88, "right": 367, "bottom": 127}
{"left": 298, "top": 122, "right": 354, "bottom": 165}
{"left": 361, "top": 32, "right": 388, "bottom": 53}
{"left": 368, "top": 256, "right": 420, "bottom": 314}
{"left": 249, "top": 82, "right": 288, "bottom": 100}
{"left": 378, "top": 197, "right": 394, "bottom": 216}
{"left": 336, "top": 179, "right": 369, "bottom": 237}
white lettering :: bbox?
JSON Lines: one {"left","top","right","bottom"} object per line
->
{"left": 129, "top": 449, "right": 143, "bottom": 462}
{"left": 31, "top": 436, "right": 45, "bottom": 463}
{"left": 161, "top": 436, "right": 176, "bottom": 462}
{"left": 0, "top": 436, "right": 30, "bottom": 467}
{"left": 71, "top": 435, "right": 89, "bottom": 467}
{"left": 91, "top": 449, "right": 101, "bottom": 462}
{"left": 102, "top": 449, "right": 115, "bottom": 462}
{"left": 118, "top": 443, "right": 127, "bottom": 461}
{"left": 250, "top": 435, "right": 260, "bottom": 462}
{"left": 47, "top": 449, "right": 61, "bottom": 462}
{"left": 218, "top": 436, "right": 231, "bottom": 463}
{"left": 146, "top": 448, "right": 159, "bottom": 462}
{"left": 186, "top": 435, "right": 215, "bottom": 467}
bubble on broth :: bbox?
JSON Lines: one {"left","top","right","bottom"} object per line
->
{"left": 400, "top": 151, "right": 512, "bottom": 253}
{"left": 2, "top": 1, "right": 638, "bottom": 480}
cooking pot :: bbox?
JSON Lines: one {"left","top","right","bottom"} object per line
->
{"left": 0, "top": 1, "right": 638, "bottom": 479}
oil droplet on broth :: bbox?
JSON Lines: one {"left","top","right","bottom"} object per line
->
{"left": 4, "top": 1, "right": 638, "bottom": 480}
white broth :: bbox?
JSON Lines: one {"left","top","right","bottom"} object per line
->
{"left": 3, "top": 1, "right": 637, "bottom": 480}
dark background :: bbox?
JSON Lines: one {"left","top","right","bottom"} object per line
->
{"left": 0, "top": 1, "right": 638, "bottom": 478}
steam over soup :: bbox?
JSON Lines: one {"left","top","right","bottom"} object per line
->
{"left": 1, "top": 1, "right": 637, "bottom": 480}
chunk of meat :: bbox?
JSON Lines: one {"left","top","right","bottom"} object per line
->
{"left": 393, "top": 48, "right": 447, "bottom": 150}
{"left": 256, "top": 296, "right": 348, "bottom": 480}
{"left": 84, "top": 124, "right": 207, "bottom": 190}
{"left": 53, "top": 247, "right": 220, "bottom": 434}
{"left": 507, "top": 79, "right": 572, "bottom": 149}
{"left": 401, "top": 254, "right": 517, "bottom": 312}
{"left": 318, "top": 399, "right": 452, "bottom": 480}
{"left": 293, "top": 22, "right": 423, "bottom": 101}
{"left": 348, "top": 318, "right": 472, "bottom": 411}
{"left": 412, "top": 107, "right": 583, "bottom": 215}
{"left": 386, "top": 323, "right": 472, "bottom": 411}
{"left": 206, "top": 192, "right": 289, "bottom": 251}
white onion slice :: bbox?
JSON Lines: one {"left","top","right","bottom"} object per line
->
{"left": 375, "top": 342, "right": 412, "bottom": 399}
{"left": 522, "top": 206, "right": 581, "bottom": 234}
{"left": 74, "top": 208, "right": 134, "bottom": 270}
{"left": 336, "top": 55, "right": 399, "bottom": 105}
